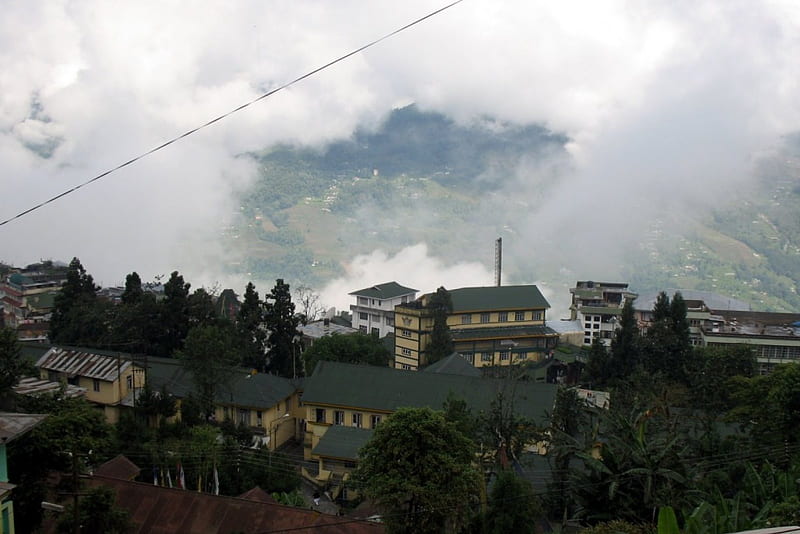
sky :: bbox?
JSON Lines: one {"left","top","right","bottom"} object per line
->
{"left": 1, "top": 1, "right": 799, "bottom": 313}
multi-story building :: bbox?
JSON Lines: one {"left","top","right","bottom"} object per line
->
{"left": 0, "top": 268, "right": 66, "bottom": 329}
{"left": 635, "top": 295, "right": 715, "bottom": 346}
{"left": 349, "top": 282, "right": 417, "bottom": 338}
{"left": 393, "top": 285, "right": 559, "bottom": 370}
{"left": 569, "top": 281, "right": 638, "bottom": 346}
{"left": 698, "top": 310, "right": 800, "bottom": 374}
{"left": 301, "top": 360, "right": 558, "bottom": 499}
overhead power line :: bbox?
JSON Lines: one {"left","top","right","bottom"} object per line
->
{"left": 0, "top": 0, "right": 465, "bottom": 228}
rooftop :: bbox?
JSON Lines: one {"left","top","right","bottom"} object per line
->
{"left": 417, "top": 285, "right": 550, "bottom": 313}
{"left": 349, "top": 281, "right": 417, "bottom": 300}
{"left": 36, "top": 347, "right": 134, "bottom": 382}
{"left": 299, "top": 320, "right": 358, "bottom": 339}
{"left": 450, "top": 324, "right": 557, "bottom": 341}
{"left": 303, "top": 361, "right": 558, "bottom": 425}
{"left": 423, "top": 353, "right": 482, "bottom": 377}
{"left": 95, "top": 455, "right": 142, "bottom": 481}
{"left": 0, "top": 412, "right": 47, "bottom": 443}
{"left": 13, "top": 376, "right": 86, "bottom": 398}
{"left": 313, "top": 425, "right": 374, "bottom": 461}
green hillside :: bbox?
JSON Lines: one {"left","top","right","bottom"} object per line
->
{"left": 224, "top": 106, "right": 800, "bottom": 312}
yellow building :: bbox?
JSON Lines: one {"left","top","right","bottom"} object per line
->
{"left": 35, "top": 347, "right": 144, "bottom": 423}
{"left": 144, "top": 356, "right": 303, "bottom": 450}
{"left": 394, "top": 285, "right": 559, "bottom": 370}
{"left": 301, "top": 360, "right": 558, "bottom": 499}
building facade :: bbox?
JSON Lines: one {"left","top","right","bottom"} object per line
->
{"left": 569, "top": 281, "right": 638, "bottom": 346}
{"left": 394, "top": 285, "right": 559, "bottom": 370}
{"left": 349, "top": 282, "right": 417, "bottom": 338}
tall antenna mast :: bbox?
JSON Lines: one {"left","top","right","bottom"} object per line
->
{"left": 494, "top": 237, "right": 502, "bottom": 287}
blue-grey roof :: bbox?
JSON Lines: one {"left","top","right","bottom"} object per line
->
{"left": 423, "top": 353, "right": 481, "bottom": 377}
{"left": 312, "top": 426, "right": 374, "bottom": 460}
{"left": 349, "top": 282, "right": 417, "bottom": 299}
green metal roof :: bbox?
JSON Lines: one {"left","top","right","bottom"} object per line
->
{"left": 423, "top": 353, "right": 482, "bottom": 377}
{"left": 448, "top": 285, "right": 550, "bottom": 313}
{"left": 576, "top": 306, "right": 622, "bottom": 316}
{"left": 303, "top": 361, "right": 558, "bottom": 425}
{"left": 146, "top": 357, "right": 296, "bottom": 408}
{"left": 312, "top": 426, "right": 374, "bottom": 460}
{"left": 450, "top": 324, "right": 558, "bottom": 340}
{"left": 349, "top": 282, "right": 417, "bottom": 299}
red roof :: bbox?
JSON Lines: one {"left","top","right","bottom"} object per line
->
{"left": 238, "top": 486, "right": 278, "bottom": 504}
{"left": 88, "top": 475, "right": 384, "bottom": 534}
{"left": 94, "top": 455, "right": 141, "bottom": 481}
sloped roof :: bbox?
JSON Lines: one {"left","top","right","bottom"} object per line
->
{"left": 36, "top": 347, "right": 132, "bottom": 382}
{"left": 237, "top": 486, "right": 277, "bottom": 504}
{"left": 95, "top": 455, "right": 141, "bottom": 481}
{"left": 423, "top": 353, "right": 481, "bottom": 377}
{"left": 87, "top": 475, "right": 384, "bottom": 534}
{"left": 13, "top": 377, "right": 86, "bottom": 398}
{"left": 349, "top": 282, "right": 417, "bottom": 299}
{"left": 448, "top": 285, "right": 550, "bottom": 312}
{"left": 313, "top": 426, "right": 374, "bottom": 461}
{"left": 146, "top": 356, "right": 295, "bottom": 409}
{"left": 0, "top": 412, "right": 47, "bottom": 442}
{"left": 304, "top": 361, "right": 557, "bottom": 425}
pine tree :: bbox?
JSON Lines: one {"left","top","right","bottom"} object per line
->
{"left": 609, "top": 298, "right": 640, "bottom": 379}
{"left": 237, "top": 282, "right": 266, "bottom": 370}
{"left": 264, "top": 279, "right": 301, "bottom": 377}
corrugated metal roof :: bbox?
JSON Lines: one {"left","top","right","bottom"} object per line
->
{"left": 13, "top": 377, "right": 86, "bottom": 398}
{"left": 36, "top": 347, "right": 132, "bottom": 382}
{"left": 0, "top": 412, "right": 47, "bottom": 442}
{"left": 448, "top": 285, "right": 550, "bottom": 312}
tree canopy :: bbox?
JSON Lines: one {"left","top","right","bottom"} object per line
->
{"left": 302, "top": 333, "right": 390, "bottom": 374}
{"left": 355, "top": 407, "right": 481, "bottom": 534}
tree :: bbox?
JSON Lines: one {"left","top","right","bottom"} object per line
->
{"left": 56, "top": 486, "right": 132, "bottom": 534}
{"left": 50, "top": 257, "right": 107, "bottom": 345}
{"left": 0, "top": 327, "right": 31, "bottom": 394}
{"left": 302, "top": 333, "right": 390, "bottom": 374}
{"left": 161, "top": 271, "right": 191, "bottom": 355}
{"left": 584, "top": 336, "right": 612, "bottom": 387}
{"left": 642, "top": 292, "right": 692, "bottom": 383}
{"left": 121, "top": 272, "right": 144, "bottom": 305}
{"left": 237, "top": 282, "right": 266, "bottom": 371}
{"left": 485, "top": 470, "right": 543, "bottom": 534}
{"left": 178, "top": 324, "right": 242, "bottom": 419}
{"left": 355, "top": 407, "right": 481, "bottom": 534}
{"left": 609, "top": 298, "right": 640, "bottom": 380}
{"left": 263, "top": 279, "right": 301, "bottom": 377}
{"left": 294, "top": 284, "right": 323, "bottom": 323}
{"left": 187, "top": 287, "right": 218, "bottom": 329}
{"left": 426, "top": 286, "right": 453, "bottom": 365}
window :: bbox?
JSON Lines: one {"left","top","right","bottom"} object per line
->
{"left": 359, "top": 312, "right": 368, "bottom": 320}
{"left": 126, "top": 375, "right": 133, "bottom": 390}
{"left": 370, "top": 415, "right": 382, "bottom": 428}
{"left": 585, "top": 331, "right": 591, "bottom": 336}
{"left": 584, "top": 338, "right": 591, "bottom": 344}
{"left": 401, "top": 296, "right": 408, "bottom": 303}
{"left": 371, "top": 327, "right": 379, "bottom": 336}
{"left": 585, "top": 323, "right": 591, "bottom": 329}
{"left": 498, "top": 312, "right": 508, "bottom": 322}
{"left": 285, "top": 397, "right": 291, "bottom": 411}
{"left": 593, "top": 324, "right": 600, "bottom": 329}
{"left": 386, "top": 316, "right": 394, "bottom": 326}
{"left": 533, "top": 311, "right": 542, "bottom": 320}
{"left": 462, "top": 352, "right": 475, "bottom": 364}
{"left": 238, "top": 409, "right": 250, "bottom": 425}
{"left": 461, "top": 314, "right": 472, "bottom": 324}
{"left": 480, "top": 313, "right": 490, "bottom": 323}
{"left": 257, "top": 411, "right": 263, "bottom": 427}
{"left": 359, "top": 326, "right": 367, "bottom": 333}
{"left": 500, "top": 351, "right": 510, "bottom": 361}
{"left": 594, "top": 316, "right": 601, "bottom": 321}
{"left": 352, "top": 413, "right": 363, "bottom": 428}
{"left": 315, "top": 408, "right": 326, "bottom": 423}
{"left": 517, "top": 352, "right": 528, "bottom": 360}
{"left": 334, "top": 411, "right": 345, "bottom": 425}
{"left": 401, "top": 348, "right": 412, "bottom": 356}
{"left": 401, "top": 329, "right": 412, "bottom": 338}
{"left": 223, "top": 406, "right": 229, "bottom": 419}
{"left": 515, "top": 311, "right": 526, "bottom": 321}
{"left": 93, "top": 379, "right": 100, "bottom": 392}
{"left": 371, "top": 314, "right": 381, "bottom": 322}
{"left": 358, "top": 297, "right": 368, "bottom": 305}
{"left": 371, "top": 299, "right": 376, "bottom": 305}
{"left": 401, "top": 364, "right": 411, "bottom": 370}
{"left": 481, "top": 352, "right": 492, "bottom": 362}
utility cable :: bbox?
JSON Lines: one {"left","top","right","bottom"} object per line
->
{"left": 0, "top": 0, "right": 465, "bottom": 227}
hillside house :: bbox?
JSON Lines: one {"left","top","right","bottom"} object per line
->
{"left": 569, "top": 281, "right": 638, "bottom": 347}
{"left": 394, "top": 285, "right": 559, "bottom": 370}
{"left": 35, "top": 347, "right": 145, "bottom": 423}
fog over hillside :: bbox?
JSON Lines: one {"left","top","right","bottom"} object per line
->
{"left": 1, "top": 1, "right": 799, "bottom": 313}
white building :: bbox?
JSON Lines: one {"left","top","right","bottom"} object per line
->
{"left": 569, "top": 281, "right": 638, "bottom": 346}
{"left": 349, "top": 282, "right": 417, "bottom": 338}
